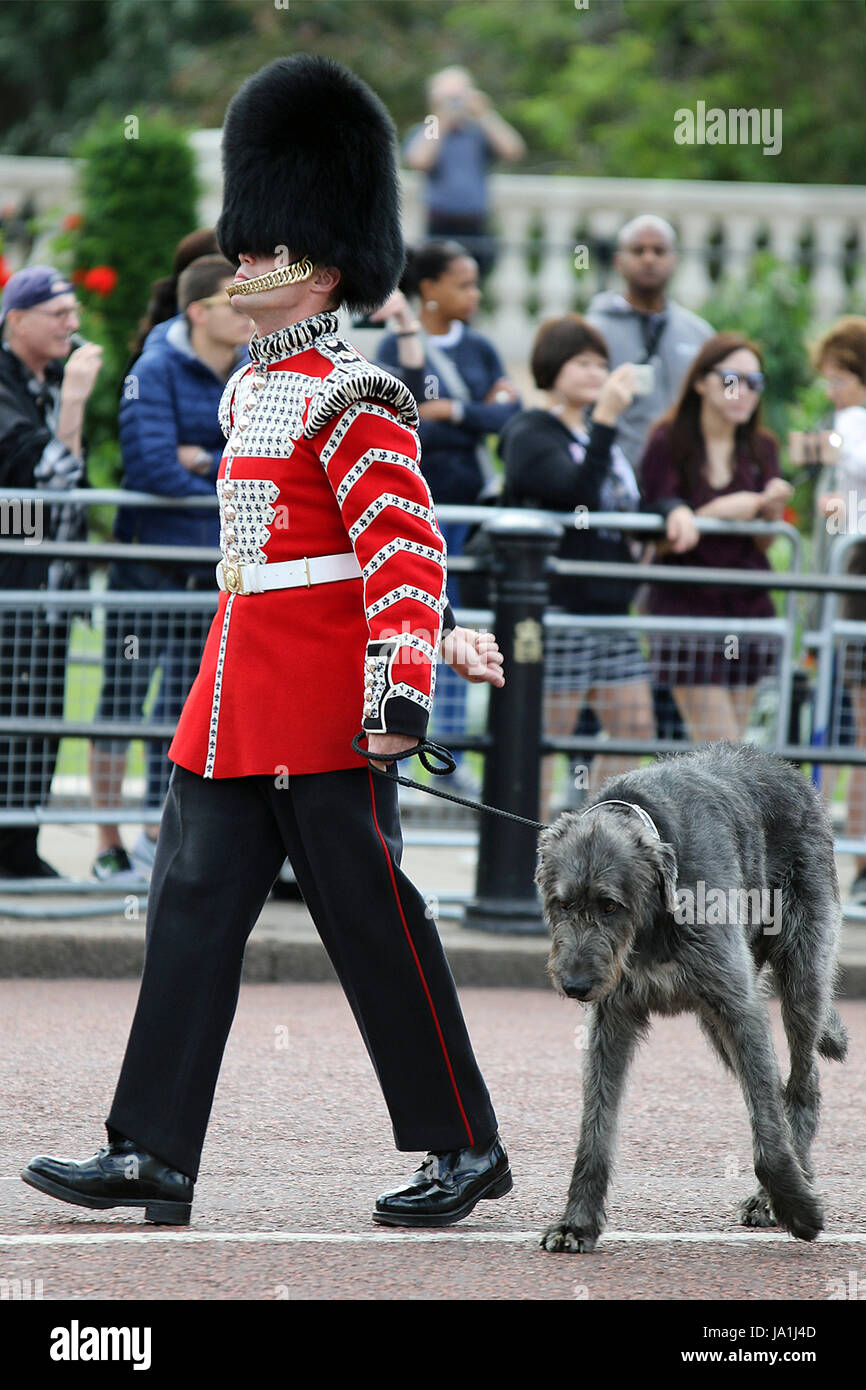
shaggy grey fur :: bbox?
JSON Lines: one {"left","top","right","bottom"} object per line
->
{"left": 536, "top": 743, "right": 848, "bottom": 1253}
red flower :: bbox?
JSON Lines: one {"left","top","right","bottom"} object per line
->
{"left": 0, "top": 255, "right": 11, "bottom": 289}
{"left": 61, "top": 212, "right": 84, "bottom": 232}
{"left": 83, "top": 265, "right": 118, "bottom": 296}
{"left": 783, "top": 505, "right": 800, "bottom": 527}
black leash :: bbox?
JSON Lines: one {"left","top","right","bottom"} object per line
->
{"left": 351, "top": 733, "right": 547, "bottom": 831}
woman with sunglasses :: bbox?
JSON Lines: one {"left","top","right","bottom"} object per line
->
{"left": 639, "top": 332, "right": 792, "bottom": 742}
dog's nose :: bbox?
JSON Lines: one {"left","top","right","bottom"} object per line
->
{"left": 562, "top": 975, "right": 594, "bottom": 1001}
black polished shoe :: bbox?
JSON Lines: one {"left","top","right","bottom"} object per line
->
{"left": 372, "top": 1132, "right": 512, "bottom": 1227}
{"left": 21, "top": 1138, "right": 193, "bottom": 1225}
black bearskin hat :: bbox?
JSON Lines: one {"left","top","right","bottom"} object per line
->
{"left": 216, "top": 54, "right": 406, "bottom": 315}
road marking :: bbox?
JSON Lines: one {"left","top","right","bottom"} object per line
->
{"left": 0, "top": 1229, "right": 864, "bottom": 1248}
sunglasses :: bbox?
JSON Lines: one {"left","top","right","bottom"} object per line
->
{"left": 710, "top": 368, "right": 765, "bottom": 393}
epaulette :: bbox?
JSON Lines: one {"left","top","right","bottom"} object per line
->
{"left": 304, "top": 337, "right": 420, "bottom": 438}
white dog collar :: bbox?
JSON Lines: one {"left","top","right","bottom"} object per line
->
{"left": 580, "top": 799, "right": 661, "bottom": 841}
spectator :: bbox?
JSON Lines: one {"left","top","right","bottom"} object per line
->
{"left": 0, "top": 265, "right": 102, "bottom": 877}
{"left": 127, "top": 228, "right": 220, "bottom": 366}
{"left": 89, "top": 255, "right": 253, "bottom": 881}
{"left": 403, "top": 69, "right": 525, "bottom": 279}
{"left": 582, "top": 215, "right": 715, "bottom": 776}
{"left": 586, "top": 215, "right": 714, "bottom": 473}
{"left": 810, "top": 317, "right": 866, "bottom": 902}
{"left": 640, "top": 332, "right": 792, "bottom": 744}
{"left": 500, "top": 314, "right": 654, "bottom": 816}
{"left": 374, "top": 239, "right": 521, "bottom": 793}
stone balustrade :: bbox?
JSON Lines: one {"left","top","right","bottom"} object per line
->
{"left": 2, "top": 129, "right": 863, "bottom": 363}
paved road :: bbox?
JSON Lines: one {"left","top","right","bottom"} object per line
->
{"left": 1, "top": 982, "right": 863, "bottom": 1308}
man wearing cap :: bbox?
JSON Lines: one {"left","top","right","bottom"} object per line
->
{"left": 0, "top": 267, "right": 102, "bottom": 877}
{"left": 23, "top": 56, "right": 511, "bottom": 1230}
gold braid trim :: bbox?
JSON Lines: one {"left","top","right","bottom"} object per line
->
{"left": 225, "top": 258, "right": 314, "bottom": 298}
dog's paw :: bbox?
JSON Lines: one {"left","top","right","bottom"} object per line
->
{"left": 756, "top": 1164, "right": 825, "bottom": 1242}
{"left": 738, "top": 1191, "right": 777, "bottom": 1228}
{"left": 772, "top": 1189, "right": 824, "bottom": 1243}
{"left": 539, "top": 1219, "right": 599, "bottom": 1254}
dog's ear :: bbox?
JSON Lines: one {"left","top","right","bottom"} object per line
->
{"left": 538, "top": 812, "right": 579, "bottom": 847}
{"left": 535, "top": 814, "right": 579, "bottom": 888}
{"left": 631, "top": 838, "right": 680, "bottom": 967}
{"left": 651, "top": 840, "right": 679, "bottom": 915}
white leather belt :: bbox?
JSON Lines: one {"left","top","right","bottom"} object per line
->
{"left": 216, "top": 552, "right": 361, "bottom": 595}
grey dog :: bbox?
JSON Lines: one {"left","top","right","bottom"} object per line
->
{"left": 536, "top": 742, "right": 848, "bottom": 1253}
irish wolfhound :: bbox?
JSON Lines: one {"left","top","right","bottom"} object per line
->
{"left": 536, "top": 742, "right": 848, "bottom": 1252}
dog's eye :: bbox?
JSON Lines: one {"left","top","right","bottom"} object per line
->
{"left": 600, "top": 899, "right": 618, "bottom": 914}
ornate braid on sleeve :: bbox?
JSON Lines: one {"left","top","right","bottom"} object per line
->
{"left": 316, "top": 397, "right": 447, "bottom": 738}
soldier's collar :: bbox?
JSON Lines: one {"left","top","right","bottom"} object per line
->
{"left": 249, "top": 311, "right": 340, "bottom": 365}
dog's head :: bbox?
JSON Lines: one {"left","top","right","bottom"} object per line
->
{"left": 536, "top": 808, "right": 678, "bottom": 1003}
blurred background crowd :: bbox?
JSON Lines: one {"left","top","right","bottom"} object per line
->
{"left": 0, "top": 0, "right": 865, "bottom": 906}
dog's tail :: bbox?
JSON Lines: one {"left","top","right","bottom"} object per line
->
{"left": 818, "top": 1006, "right": 849, "bottom": 1062}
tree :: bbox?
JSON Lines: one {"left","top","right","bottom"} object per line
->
{"left": 1, "top": 0, "right": 863, "bottom": 186}
{"left": 62, "top": 114, "right": 199, "bottom": 486}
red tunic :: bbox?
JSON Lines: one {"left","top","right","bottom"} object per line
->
{"left": 168, "top": 311, "right": 446, "bottom": 778}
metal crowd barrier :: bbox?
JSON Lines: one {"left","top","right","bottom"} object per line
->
{"left": 1, "top": 489, "right": 865, "bottom": 929}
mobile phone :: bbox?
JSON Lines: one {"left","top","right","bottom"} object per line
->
{"left": 631, "top": 364, "right": 655, "bottom": 396}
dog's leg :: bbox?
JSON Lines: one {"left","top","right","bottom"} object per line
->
{"left": 770, "top": 897, "right": 845, "bottom": 1185}
{"left": 698, "top": 1004, "right": 778, "bottom": 1227}
{"left": 698, "top": 1010, "right": 737, "bottom": 1075}
{"left": 699, "top": 1003, "right": 779, "bottom": 1228}
{"left": 775, "top": 967, "right": 823, "bottom": 1185}
{"left": 704, "top": 990, "right": 824, "bottom": 1242}
{"left": 541, "top": 1001, "right": 647, "bottom": 1254}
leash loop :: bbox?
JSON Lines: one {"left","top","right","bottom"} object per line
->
{"left": 351, "top": 732, "right": 545, "bottom": 830}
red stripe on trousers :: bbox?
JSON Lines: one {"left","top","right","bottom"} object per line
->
{"left": 366, "top": 766, "right": 474, "bottom": 1148}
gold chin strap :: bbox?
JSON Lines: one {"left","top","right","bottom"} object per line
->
{"left": 225, "top": 257, "right": 314, "bottom": 298}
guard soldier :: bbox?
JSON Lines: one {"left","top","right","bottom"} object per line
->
{"left": 22, "top": 55, "right": 510, "bottom": 1228}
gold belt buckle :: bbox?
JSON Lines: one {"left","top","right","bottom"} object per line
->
{"left": 222, "top": 562, "right": 245, "bottom": 595}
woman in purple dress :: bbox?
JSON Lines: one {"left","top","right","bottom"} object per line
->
{"left": 640, "top": 333, "right": 792, "bottom": 742}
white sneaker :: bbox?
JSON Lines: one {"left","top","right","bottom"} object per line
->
{"left": 91, "top": 846, "right": 146, "bottom": 886}
{"left": 131, "top": 831, "right": 159, "bottom": 874}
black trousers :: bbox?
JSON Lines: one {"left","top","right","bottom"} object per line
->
{"left": 107, "top": 763, "right": 498, "bottom": 1181}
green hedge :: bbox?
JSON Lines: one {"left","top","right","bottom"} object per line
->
{"left": 55, "top": 113, "right": 199, "bottom": 488}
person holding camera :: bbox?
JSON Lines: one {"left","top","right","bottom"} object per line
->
{"left": 403, "top": 68, "right": 525, "bottom": 278}
{"left": 499, "top": 314, "right": 655, "bottom": 817}
{"left": 0, "top": 266, "right": 102, "bottom": 878}
{"left": 586, "top": 215, "right": 714, "bottom": 475}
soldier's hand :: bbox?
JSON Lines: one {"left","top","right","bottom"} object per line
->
{"left": 366, "top": 732, "right": 419, "bottom": 771}
{"left": 441, "top": 626, "right": 505, "bottom": 687}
